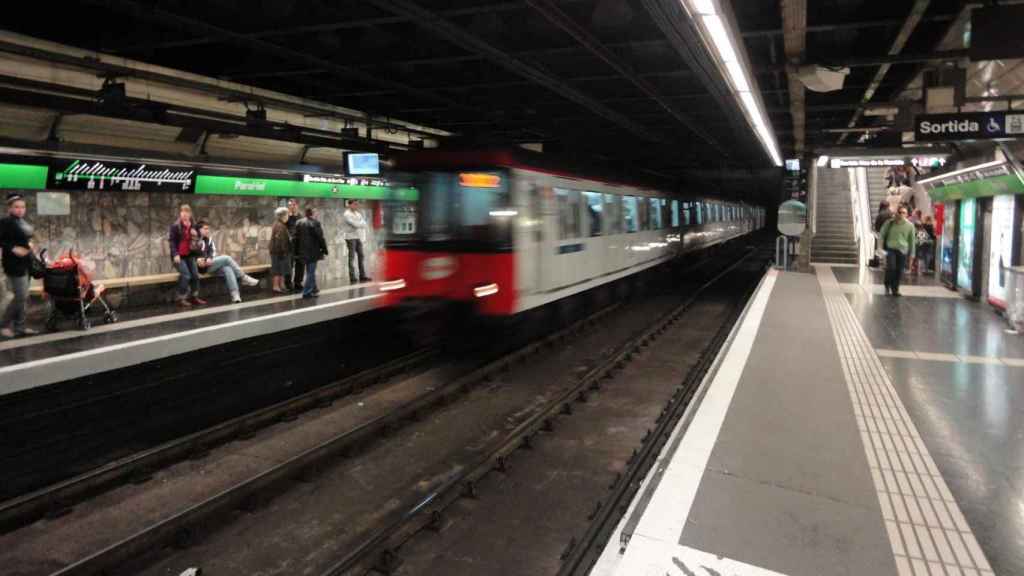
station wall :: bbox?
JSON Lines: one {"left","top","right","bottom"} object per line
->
{"left": 11, "top": 189, "right": 381, "bottom": 287}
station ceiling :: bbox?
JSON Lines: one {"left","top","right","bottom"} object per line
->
{"left": 0, "top": 0, "right": 988, "bottom": 182}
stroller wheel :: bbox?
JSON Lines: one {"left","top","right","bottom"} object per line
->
{"left": 104, "top": 311, "right": 118, "bottom": 324}
{"left": 77, "top": 316, "right": 92, "bottom": 331}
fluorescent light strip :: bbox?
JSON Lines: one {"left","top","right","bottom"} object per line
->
{"left": 686, "top": 0, "right": 782, "bottom": 167}
{"left": 916, "top": 160, "right": 1005, "bottom": 185}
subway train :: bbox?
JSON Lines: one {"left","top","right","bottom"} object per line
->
{"left": 380, "top": 150, "right": 764, "bottom": 316}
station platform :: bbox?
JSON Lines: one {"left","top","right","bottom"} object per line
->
{"left": 593, "top": 265, "right": 1022, "bottom": 576}
{"left": 0, "top": 282, "right": 382, "bottom": 395}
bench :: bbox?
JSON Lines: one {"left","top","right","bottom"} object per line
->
{"left": 29, "top": 265, "right": 271, "bottom": 296}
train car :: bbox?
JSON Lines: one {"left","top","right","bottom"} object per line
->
{"left": 380, "top": 150, "right": 763, "bottom": 316}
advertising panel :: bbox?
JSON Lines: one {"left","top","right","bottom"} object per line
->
{"left": 940, "top": 202, "right": 956, "bottom": 287}
{"left": 987, "top": 194, "right": 1016, "bottom": 308}
{"left": 957, "top": 198, "right": 977, "bottom": 293}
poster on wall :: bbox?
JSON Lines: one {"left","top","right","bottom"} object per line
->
{"left": 940, "top": 202, "right": 956, "bottom": 287}
{"left": 987, "top": 195, "right": 1016, "bottom": 308}
{"left": 957, "top": 198, "right": 977, "bottom": 293}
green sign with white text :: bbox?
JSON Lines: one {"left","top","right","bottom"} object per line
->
{"left": 194, "top": 174, "right": 418, "bottom": 202}
{"left": 0, "top": 163, "right": 49, "bottom": 190}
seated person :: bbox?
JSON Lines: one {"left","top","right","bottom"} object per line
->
{"left": 195, "top": 221, "right": 260, "bottom": 303}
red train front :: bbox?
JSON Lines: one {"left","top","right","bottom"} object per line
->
{"left": 380, "top": 153, "right": 518, "bottom": 316}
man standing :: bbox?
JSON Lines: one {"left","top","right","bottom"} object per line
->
{"left": 0, "top": 193, "right": 37, "bottom": 337}
{"left": 295, "top": 207, "right": 328, "bottom": 299}
{"left": 285, "top": 198, "right": 304, "bottom": 292}
{"left": 879, "top": 205, "right": 916, "bottom": 297}
{"left": 342, "top": 199, "right": 370, "bottom": 284}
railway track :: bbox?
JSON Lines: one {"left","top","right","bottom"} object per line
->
{"left": 0, "top": 243, "right": 761, "bottom": 576}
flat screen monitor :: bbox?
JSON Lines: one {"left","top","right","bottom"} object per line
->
{"left": 346, "top": 153, "right": 380, "bottom": 176}
{"left": 785, "top": 158, "right": 800, "bottom": 172}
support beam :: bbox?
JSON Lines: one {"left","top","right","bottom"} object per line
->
{"left": 525, "top": 0, "right": 726, "bottom": 154}
{"left": 781, "top": 0, "right": 807, "bottom": 155}
{"left": 365, "top": 0, "right": 669, "bottom": 144}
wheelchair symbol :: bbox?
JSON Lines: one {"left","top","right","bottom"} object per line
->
{"left": 987, "top": 117, "right": 1002, "bottom": 133}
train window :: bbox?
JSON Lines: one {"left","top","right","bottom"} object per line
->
{"left": 637, "top": 198, "right": 650, "bottom": 230}
{"left": 388, "top": 202, "right": 417, "bottom": 235}
{"left": 555, "top": 188, "right": 581, "bottom": 240}
{"left": 623, "top": 196, "right": 639, "bottom": 232}
{"left": 583, "top": 191, "right": 603, "bottom": 237}
{"left": 649, "top": 198, "right": 662, "bottom": 230}
{"left": 671, "top": 200, "right": 680, "bottom": 227}
{"left": 694, "top": 201, "right": 703, "bottom": 225}
{"left": 603, "top": 194, "right": 623, "bottom": 234}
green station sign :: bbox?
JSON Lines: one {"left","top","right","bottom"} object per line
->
{"left": 195, "top": 174, "right": 418, "bottom": 202}
{"left": 0, "top": 163, "right": 49, "bottom": 190}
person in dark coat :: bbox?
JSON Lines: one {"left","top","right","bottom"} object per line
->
{"left": 0, "top": 193, "right": 37, "bottom": 337}
{"left": 294, "top": 207, "right": 328, "bottom": 299}
{"left": 285, "top": 198, "right": 304, "bottom": 292}
{"left": 873, "top": 200, "right": 891, "bottom": 233}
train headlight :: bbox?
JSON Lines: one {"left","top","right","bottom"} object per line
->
{"left": 379, "top": 279, "right": 407, "bottom": 291}
{"left": 473, "top": 283, "right": 500, "bottom": 298}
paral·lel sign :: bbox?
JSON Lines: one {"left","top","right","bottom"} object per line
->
{"left": 915, "top": 111, "right": 1024, "bottom": 142}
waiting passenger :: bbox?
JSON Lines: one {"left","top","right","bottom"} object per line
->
{"left": 873, "top": 201, "right": 891, "bottom": 232}
{"left": 285, "top": 198, "right": 303, "bottom": 293}
{"left": 879, "top": 206, "right": 916, "bottom": 297}
{"left": 0, "top": 193, "right": 37, "bottom": 337}
{"left": 342, "top": 199, "right": 370, "bottom": 284}
{"left": 169, "top": 204, "right": 206, "bottom": 308}
{"left": 270, "top": 207, "right": 292, "bottom": 294}
{"left": 196, "top": 221, "right": 260, "bottom": 303}
{"left": 294, "top": 207, "right": 328, "bottom": 299}
{"left": 915, "top": 215, "right": 936, "bottom": 274}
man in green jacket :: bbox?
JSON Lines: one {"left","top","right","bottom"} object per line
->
{"left": 879, "top": 205, "right": 916, "bottom": 296}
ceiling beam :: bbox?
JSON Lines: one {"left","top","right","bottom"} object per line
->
{"left": 525, "top": 0, "right": 726, "bottom": 155}
{"left": 742, "top": 14, "right": 956, "bottom": 38}
{"left": 838, "top": 0, "right": 930, "bottom": 144}
{"left": 364, "top": 0, "right": 670, "bottom": 145}
{"left": 84, "top": 0, "right": 474, "bottom": 114}
{"left": 112, "top": 3, "right": 524, "bottom": 55}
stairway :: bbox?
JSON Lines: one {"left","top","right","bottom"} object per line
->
{"left": 866, "top": 167, "right": 889, "bottom": 213}
{"left": 812, "top": 168, "right": 859, "bottom": 265}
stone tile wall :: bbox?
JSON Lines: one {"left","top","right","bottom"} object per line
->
{"left": 4, "top": 189, "right": 382, "bottom": 310}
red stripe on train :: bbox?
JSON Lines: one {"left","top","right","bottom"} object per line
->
{"left": 382, "top": 249, "right": 517, "bottom": 316}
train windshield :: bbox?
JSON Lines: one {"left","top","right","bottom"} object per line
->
{"left": 386, "top": 169, "right": 513, "bottom": 251}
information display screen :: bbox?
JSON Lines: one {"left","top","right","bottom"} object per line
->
{"left": 940, "top": 202, "right": 956, "bottom": 286}
{"left": 987, "top": 195, "right": 1016, "bottom": 308}
{"left": 346, "top": 153, "right": 380, "bottom": 176}
{"left": 957, "top": 198, "right": 977, "bottom": 293}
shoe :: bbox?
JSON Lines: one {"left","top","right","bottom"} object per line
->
{"left": 190, "top": 296, "right": 208, "bottom": 306}
{"left": 231, "top": 291, "right": 242, "bottom": 303}
{"left": 359, "top": 277, "right": 371, "bottom": 283}
{"left": 176, "top": 298, "right": 193, "bottom": 308}
{"left": 294, "top": 283, "right": 303, "bottom": 292}
{"left": 242, "top": 275, "right": 260, "bottom": 287}
{"left": 312, "top": 289, "right": 320, "bottom": 296}
{"left": 893, "top": 291, "right": 901, "bottom": 297}
{"left": 0, "top": 327, "right": 14, "bottom": 339}
{"left": 302, "top": 293, "right": 317, "bottom": 299}
{"left": 14, "top": 328, "right": 38, "bottom": 338}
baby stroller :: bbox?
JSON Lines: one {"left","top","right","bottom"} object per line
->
{"left": 42, "top": 250, "right": 118, "bottom": 331}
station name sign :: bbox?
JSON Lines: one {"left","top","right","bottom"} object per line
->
{"left": 914, "top": 111, "right": 1024, "bottom": 142}
{"left": 50, "top": 159, "right": 195, "bottom": 192}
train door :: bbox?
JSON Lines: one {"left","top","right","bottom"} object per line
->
{"left": 516, "top": 177, "right": 540, "bottom": 295}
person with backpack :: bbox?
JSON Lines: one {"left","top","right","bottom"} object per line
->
{"left": 169, "top": 204, "right": 206, "bottom": 308}
{"left": 196, "top": 221, "right": 261, "bottom": 303}
{"left": 294, "top": 207, "right": 328, "bottom": 299}
{"left": 879, "top": 205, "right": 917, "bottom": 296}
{"left": 0, "top": 193, "right": 37, "bottom": 337}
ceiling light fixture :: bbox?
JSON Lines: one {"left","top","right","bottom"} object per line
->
{"left": 683, "top": 0, "right": 782, "bottom": 167}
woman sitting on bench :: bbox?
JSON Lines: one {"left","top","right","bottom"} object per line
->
{"left": 196, "top": 221, "right": 260, "bottom": 303}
